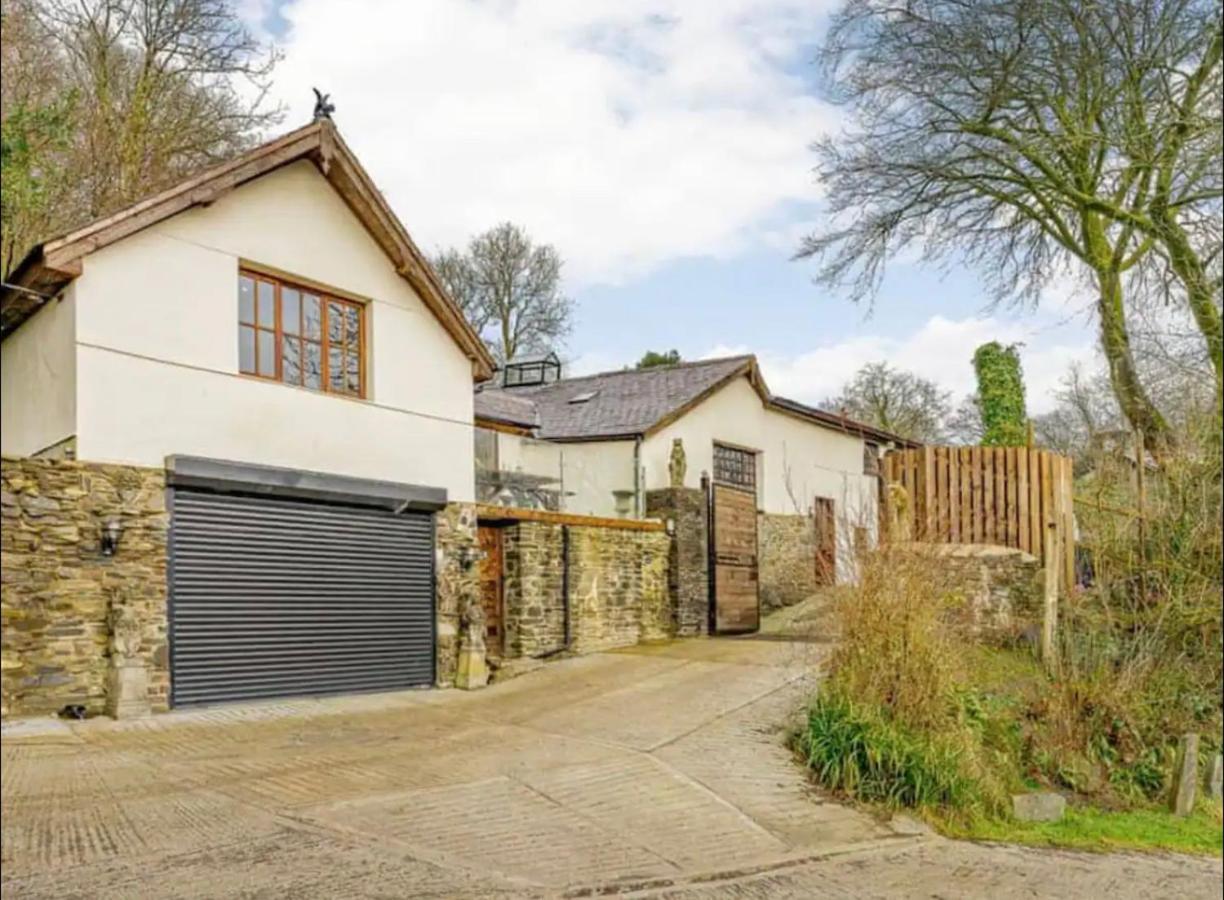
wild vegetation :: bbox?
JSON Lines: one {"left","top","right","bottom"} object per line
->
{"left": 800, "top": 0, "right": 1223, "bottom": 449}
{"left": 795, "top": 427, "right": 1223, "bottom": 852}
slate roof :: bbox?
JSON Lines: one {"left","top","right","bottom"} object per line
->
{"left": 472, "top": 389, "right": 541, "bottom": 429}
{"left": 473, "top": 354, "right": 918, "bottom": 446}
{"left": 475, "top": 356, "right": 752, "bottom": 439}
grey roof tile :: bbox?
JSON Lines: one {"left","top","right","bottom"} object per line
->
{"left": 475, "top": 356, "right": 751, "bottom": 439}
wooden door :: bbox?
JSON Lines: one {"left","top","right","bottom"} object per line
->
{"left": 711, "top": 484, "right": 760, "bottom": 633}
{"left": 814, "top": 497, "right": 836, "bottom": 586}
{"left": 477, "top": 525, "right": 504, "bottom": 655}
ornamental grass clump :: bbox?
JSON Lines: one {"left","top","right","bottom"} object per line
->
{"left": 796, "top": 546, "right": 1008, "bottom": 815}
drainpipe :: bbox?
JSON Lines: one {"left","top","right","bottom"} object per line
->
{"left": 561, "top": 524, "right": 572, "bottom": 650}
{"left": 633, "top": 435, "right": 643, "bottom": 518}
{"left": 533, "top": 523, "right": 572, "bottom": 659}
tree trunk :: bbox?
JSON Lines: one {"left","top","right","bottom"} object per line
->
{"left": 1097, "top": 268, "right": 1173, "bottom": 450}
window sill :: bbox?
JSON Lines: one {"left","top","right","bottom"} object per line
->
{"left": 237, "top": 371, "right": 371, "bottom": 405}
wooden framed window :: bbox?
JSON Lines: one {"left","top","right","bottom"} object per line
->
{"left": 238, "top": 270, "right": 365, "bottom": 398}
{"left": 713, "top": 442, "right": 756, "bottom": 492}
{"left": 863, "top": 442, "right": 880, "bottom": 476}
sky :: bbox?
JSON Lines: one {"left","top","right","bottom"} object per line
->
{"left": 240, "top": 0, "right": 1100, "bottom": 413}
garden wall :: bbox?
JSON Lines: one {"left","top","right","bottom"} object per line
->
{"left": 1, "top": 456, "right": 169, "bottom": 717}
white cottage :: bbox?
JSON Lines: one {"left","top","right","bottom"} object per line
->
{"left": 474, "top": 355, "right": 916, "bottom": 603}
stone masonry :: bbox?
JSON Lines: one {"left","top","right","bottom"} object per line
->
{"left": 757, "top": 512, "right": 817, "bottom": 611}
{"left": 1, "top": 456, "right": 169, "bottom": 718}
{"left": 435, "top": 502, "right": 479, "bottom": 687}
{"left": 897, "top": 542, "right": 1043, "bottom": 634}
{"left": 501, "top": 521, "right": 670, "bottom": 659}
{"left": 645, "top": 487, "right": 709, "bottom": 636}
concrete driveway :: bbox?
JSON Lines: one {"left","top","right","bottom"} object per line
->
{"left": 2, "top": 635, "right": 1221, "bottom": 899}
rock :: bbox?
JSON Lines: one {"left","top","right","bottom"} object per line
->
{"left": 1169, "top": 733, "right": 1200, "bottom": 816}
{"left": 889, "top": 813, "right": 934, "bottom": 836}
{"left": 1012, "top": 792, "right": 1066, "bottom": 822}
{"left": 1209, "top": 754, "right": 1222, "bottom": 803}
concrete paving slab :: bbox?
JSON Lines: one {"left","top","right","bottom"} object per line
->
{"left": 3, "top": 635, "right": 1220, "bottom": 898}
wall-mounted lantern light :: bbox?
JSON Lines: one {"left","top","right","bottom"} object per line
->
{"left": 458, "top": 545, "right": 486, "bottom": 571}
{"left": 100, "top": 518, "right": 123, "bottom": 556}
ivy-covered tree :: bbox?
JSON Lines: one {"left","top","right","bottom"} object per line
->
{"left": 973, "top": 343, "right": 1028, "bottom": 446}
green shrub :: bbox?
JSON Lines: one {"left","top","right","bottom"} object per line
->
{"left": 795, "top": 689, "right": 999, "bottom": 814}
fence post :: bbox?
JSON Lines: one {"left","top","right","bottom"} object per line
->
{"left": 1041, "top": 520, "right": 1061, "bottom": 674}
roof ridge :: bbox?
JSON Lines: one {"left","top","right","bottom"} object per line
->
{"left": 490, "top": 354, "right": 753, "bottom": 391}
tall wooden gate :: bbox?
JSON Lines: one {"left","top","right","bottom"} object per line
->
{"left": 710, "top": 483, "right": 760, "bottom": 633}
{"left": 813, "top": 497, "right": 836, "bottom": 586}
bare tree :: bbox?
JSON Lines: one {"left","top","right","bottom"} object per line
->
{"left": 799, "top": 0, "right": 1222, "bottom": 449}
{"left": 433, "top": 222, "right": 571, "bottom": 362}
{"left": 824, "top": 361, "right": 952, "bottom": 443}
{"left": 2, "top": 0, "right": 281, "bottom": 277}
{"left": 946, "top": 395, "right": 984, "bottom": 445}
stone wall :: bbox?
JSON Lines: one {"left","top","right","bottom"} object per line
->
{"left": 503, "top": 522, "right": 565, "bottom": 657}
{"left": 758, "top": 512, "right": 817, "bottom": 611}
{"left": 501, "top": 520, "right": 671, "bottom": 658}
{"left": 435, "top": 502, "right": 478, "bottom": 687}
{"left": 1, "top": 457, "right": 169, "bottom": 718}
{"left": 645, "top": 487, "right": 708, "bottom": 636}
{"left": 897, "top": 542, "right": 1043, "bottom": 634}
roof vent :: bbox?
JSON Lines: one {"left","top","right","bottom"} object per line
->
{"left": 568, "top": 391, "right": 598, "bottom": 404}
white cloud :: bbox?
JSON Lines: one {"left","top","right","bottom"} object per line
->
{"left": 255, "top": 0, "right": 836, "bottom": 285}
{"left": 704, "top": 315, "right": 1097, "bottom": 413}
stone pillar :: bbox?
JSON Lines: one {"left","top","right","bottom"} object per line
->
{"left": 645, "top": 486, "right": 708, "bottom": 637}
{"left": 105, "top": 589, "right": 151, "bottom": 719}
{"left": 435, "top": 503, "right": 479, "bottom": 687}
{"left": 1169, "top": 733, "right": 1200, "bottom": 816}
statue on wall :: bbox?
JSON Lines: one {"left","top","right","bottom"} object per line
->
{"left": 668, "top": 438, "right": 687, "bottom": 488}
{"left": 106, "top": 588, "right": 150, "bottom": 719}
{"left": 107, "top": 590, "right": 143, "bottom": 662}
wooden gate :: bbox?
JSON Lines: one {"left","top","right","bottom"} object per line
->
{"left": 814, "top": 497, "right": 836, "bottom": 586}
{"left": 883, "top": 446, "right": 1075, "bottom": 591}
{"left": 710, "top": 483, "right": 760, "bottom": 633}
{"left": 477, "top": 525, "right": 505, "bottom": 655}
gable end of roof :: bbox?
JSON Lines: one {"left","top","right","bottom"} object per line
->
{"left": 1, "top": 121, "right": 495, "bottom": 381}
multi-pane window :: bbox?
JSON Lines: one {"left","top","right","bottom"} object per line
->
{"left": 863, "top": 442, "right": 880, "bottom": 476}
{"left": 713, "top": 442, "right": 756, "bottom": 491}
{"left": 238, "top": 271, "right": 364, "bottom": 397}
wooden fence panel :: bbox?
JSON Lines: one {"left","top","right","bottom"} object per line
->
{"left": 883, "top": 446, "right": 1075, "bottom": 591}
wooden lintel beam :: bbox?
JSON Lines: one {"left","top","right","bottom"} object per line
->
{"left": 475, "top": 504, "right": 666, "bottom": 532}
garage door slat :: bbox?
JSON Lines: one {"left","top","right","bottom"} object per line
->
{"left": 170, "top": 489, "right": 435, "bottom": 707}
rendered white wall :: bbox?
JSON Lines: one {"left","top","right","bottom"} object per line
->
{"left": 69, "top": 161, "right": 477, "bottom": 499}
{"left": 493, "top": 431, "right": 635, "bottom": 517}
{"left": 643, "top": 377, "right": 880, "bottom": 582}
{"left": 0, "top": 287, "right": 76, "bottom": 457}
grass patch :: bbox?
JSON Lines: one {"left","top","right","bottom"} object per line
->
{"left": 796, "top": 690, "right": 996, "bottom": 813}
{"left": 941, "top": 802, "right": 1224, "bottom": 856}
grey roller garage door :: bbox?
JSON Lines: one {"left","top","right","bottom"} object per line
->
{"left": 169, "top": 489, "right": 435, "bottom": 707}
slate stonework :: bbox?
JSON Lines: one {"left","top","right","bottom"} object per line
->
{"left": 897, "top": 542, "right": 1043, "bottom": 634}
{"left": 501, "top": 521, "right": 671, "bottom": 658}
{"left": 758, "top": 513, "right": 818, "bottom": 611}
{"left": 503, "top": 522, "right": 565, "bottom": 657}
{"left": 645, "top": 487, "right": 708, "bottom": 636}
{"left": 1, "top": 456, "right": 169, "bottom": 718}
{"left": 435, "top": 502, "right": 478, "bottom": 687}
